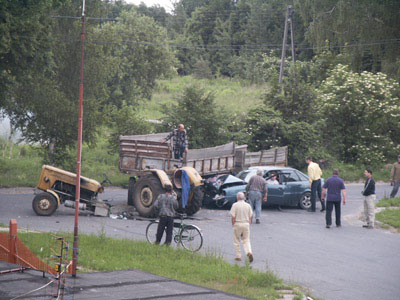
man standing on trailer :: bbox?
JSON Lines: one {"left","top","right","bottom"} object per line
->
{"left": 153, "top": 185, "right": 179, "bottom": 245}
{"left": 162, "top": 124, "right": 189, "bottom": 160}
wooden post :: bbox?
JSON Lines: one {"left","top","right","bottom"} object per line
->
{"left": 9, "top": 219, "right": 17, "bottom": 264}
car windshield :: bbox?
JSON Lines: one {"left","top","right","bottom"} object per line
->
{"left": 296, "top": 170, "right": 309, "bottom": 181}
{"left": 237, "top": 170, "right": 251, "bottom": 181}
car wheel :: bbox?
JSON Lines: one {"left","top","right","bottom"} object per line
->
{"left": 299, "top": 192, "right": 311, "bottom": 210}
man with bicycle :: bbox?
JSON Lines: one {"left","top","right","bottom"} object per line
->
{"left": 153, "top": 185, "right": 179, "bottom": 245}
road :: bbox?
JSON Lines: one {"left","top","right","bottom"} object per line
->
{"left": 1, "top": 184, "right": 399, "bottom": 300}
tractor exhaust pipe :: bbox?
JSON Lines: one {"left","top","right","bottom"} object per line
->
{"left": 64, "top": 200, "right": 86, "bottom": 210}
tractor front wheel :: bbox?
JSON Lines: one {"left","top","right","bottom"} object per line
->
{"left": 32, "top": 192, "right": 58, "bottom": 216}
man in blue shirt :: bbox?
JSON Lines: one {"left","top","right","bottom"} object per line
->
{"left": 322, "top": 169, "right": 346, "bottom": 228}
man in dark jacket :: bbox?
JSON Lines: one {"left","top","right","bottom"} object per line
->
{"left": 322, "top": 169, "right": 346, "bottom": 228}
{"left": 362, "top": 168, "right": 376, "bottom": 229}
{"left": 153, "top": 185, "right": 179, "bottom": 245}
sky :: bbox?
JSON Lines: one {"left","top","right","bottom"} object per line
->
{"left": 125, "top": 0, "right": 174, "bottom": 13}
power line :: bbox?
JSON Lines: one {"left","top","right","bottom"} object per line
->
{"left": 5, "top": 34, "right": 400, "bottom": 52}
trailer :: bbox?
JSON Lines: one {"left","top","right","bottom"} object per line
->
{"left": 119, "top": 133, "right": 288, "bottom": 217}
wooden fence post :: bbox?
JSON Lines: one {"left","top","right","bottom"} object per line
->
{"left": 8, "top": 219, "right": 17, "bottom": 264}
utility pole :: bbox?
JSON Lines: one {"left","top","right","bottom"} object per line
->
{"left": 279, "top": 5, "right": 295, "bottom": 84}
{"left": 289, "top": 8, "right": 295, "bottom": 70}
{"left": 72, "top": 0, "right": 86, "bottom": 277}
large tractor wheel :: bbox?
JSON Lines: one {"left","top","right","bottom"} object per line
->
{"left": 177, "top": 186, "right": 204, "bottom": 216}
{"left": 32, "top": 192, "right": 58, "bottom": 216}
{"left": 132, "top": 175, "right": 164, "bottom": 218}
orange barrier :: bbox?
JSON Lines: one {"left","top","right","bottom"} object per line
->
{"left": 0, "top": 219, "right": 56, "bottom": 275}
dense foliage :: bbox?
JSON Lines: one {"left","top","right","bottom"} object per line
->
{"left": 0, "top": 0, "right": 399, "bottom": 169}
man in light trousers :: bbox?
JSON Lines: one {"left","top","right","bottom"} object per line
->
{"left": 230, "top": 192, "right": 254, "bottom": 263}
{"left": 362, "top": 168, "right": 376, "bottom": 229}
{"left": 245, "top": 169, "right": 268, "bottom": 224}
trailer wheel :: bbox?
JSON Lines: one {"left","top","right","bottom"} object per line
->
{"left": 132, "top": 175, "right": 163, "bottom": 217}
{"left": 127, "top": 177, "right": 136, "bottom": 206}
{"left": 178, "top": 186, "right": 203, "bottom": 216}
{"left": 32, "top": 192, "right": 58, "bottom": 216}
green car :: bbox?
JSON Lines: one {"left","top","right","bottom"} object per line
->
{"left": 204, "top": 166, "right": 317, "bottom": 210}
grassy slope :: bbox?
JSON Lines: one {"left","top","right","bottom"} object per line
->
{"left": 138, "top": 76, "right": 265, "bottom": 120}
{"left": 18, "top": 231, "right": 289, "bottom": 300}
{"left": 376, "top": 197, "right": 400, "bottom": 232}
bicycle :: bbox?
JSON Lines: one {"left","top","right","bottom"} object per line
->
{"left": 146, "top": 213, "right": 203, "bottom": 252}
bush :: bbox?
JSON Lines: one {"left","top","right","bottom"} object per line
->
{"left": 161, "top": 85, "right": 231, "bottom": 149}
{"left": 318, "top": 64, "right": 400, "bottom": 165}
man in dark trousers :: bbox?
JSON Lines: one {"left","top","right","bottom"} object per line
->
{"left": 306, "top": 157, "right": 325, "bottom": 212}
{"left": 162, "top": 124, "right": 189, "bottom": 160}
{"left": 362, "top": 169, "right": 376, "bottom": 229}
{"left": 322, "top": 169, "right": 346, "bottom": 228}
{"left": 153, "top": 185, "right": 179, "bottom": 245}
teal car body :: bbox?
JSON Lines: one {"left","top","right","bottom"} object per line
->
{"left": 205, "top": 166, "right": 320, "bottom": 210}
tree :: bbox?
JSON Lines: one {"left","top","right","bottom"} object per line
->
{"left": 100, "top": 9, "right": 175, "bottom": 108}
{"left": 108, "top": 101, "right": 152, "bottom": 152}
{"left": 161, "top": 85, "right": 229, "bottom": 149}
{"left": 318, "top": 64, "right": 400, "bottom": 165}
{"left": 296, "top": 0, "right": 400, "bottom": 77}
{"left": 0, "top": 0, "right": 57, "bottom": 109}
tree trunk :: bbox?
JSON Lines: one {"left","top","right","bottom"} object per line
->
{"left": 49, "top": 137, "right": 55, "bottom": 165}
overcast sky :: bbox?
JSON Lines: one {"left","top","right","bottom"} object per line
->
{"left": 125, "top": 0, "right": 174, "bottom": 13}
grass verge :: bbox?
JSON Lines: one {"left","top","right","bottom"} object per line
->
{"left": 17, "top": 230, "right": 291, "bottom": 300}
{"left": 375, "top": 197, "right": 400, "bottom": 232}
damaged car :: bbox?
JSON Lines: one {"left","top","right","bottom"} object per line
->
{"left": 204, "top": 166, "right": 316, "bottom": 210}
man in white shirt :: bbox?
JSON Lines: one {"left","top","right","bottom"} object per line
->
{"left": 230, "top": 192, "right": 253, "bottom": 262}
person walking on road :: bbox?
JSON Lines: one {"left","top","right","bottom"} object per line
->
{"left": 230, "top": 192, "right": 253, "bottom": 263}
{"left": 162, "top": 124, "right": 188, "bottom": 160}
{"left": 362, "top": 169, "right": 376, "bottom": 229}
{"left": 389, "top": 154, "right": 400, "bottom": 198}
{"left": 306, "top": 157, "right": 325, "bottom": 212}
{"left": 321, "top": 169, "right": 346, "bottom": 228}
{"left": 246, "top": 169, "right": 268, "bottom": 224}
{"left": 153, "top": 185, "right": 179, "bottom": 245}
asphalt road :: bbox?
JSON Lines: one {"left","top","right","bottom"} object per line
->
{"left": 1, "top": 183, "right": 399, "bottom": 300}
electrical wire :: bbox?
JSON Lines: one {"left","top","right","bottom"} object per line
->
{"left": 9, "top": 279, "right": 54, "bottom": 300}
{"left": 4, "top": 34, "right": 400, "bottom": 52}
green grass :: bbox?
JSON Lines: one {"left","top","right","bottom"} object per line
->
{"left": 375, "top": 196, "right": 400, "bottom": 232}
{"left": 0, "top": 141, "right": 42, "bottom": 187}
{"left": 376, "top": 209, "right": 400, "bottom": 232}
{"left": 17, "top": 230, "right": 289, "bottom": 300}
{"left": 376, "top": 197, "right": 400, "bottom": 208}
{"left": 0, "top": 135, "right": 130, "bottom": 188}
{"left": 138, "top": 76, "right": 266, "bottom": 120}
{"left": 317, "top": 162, "right": 391, "bottom": 182}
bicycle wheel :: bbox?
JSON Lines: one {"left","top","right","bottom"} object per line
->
{"left": 179, "top": 225, "right": 203, "bottom": 252}
{"left": 146, "top": 221, "right": 162, "bottom": 244}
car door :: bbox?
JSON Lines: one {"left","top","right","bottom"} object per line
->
{"left": 281, "top": 170, "right": 303, "bottom": 206}
{"left": 263, "top": 171, "right": 284, "bottom": 206}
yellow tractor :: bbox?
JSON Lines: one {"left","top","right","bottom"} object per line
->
{"left": 33, "top": 165, "right": 110, "bottom": 216}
